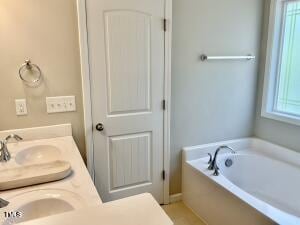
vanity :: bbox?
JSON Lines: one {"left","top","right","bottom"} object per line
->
{"left": 0, "top": 124, "right": 172, "bottom": 225}
{"left": 0, "top": 124, "right": 101, "bottom": 224}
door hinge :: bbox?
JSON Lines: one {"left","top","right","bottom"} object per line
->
{"left": 163, "top": 18, "right": 167, "bottom": 32}
{"left": 162, "top": 100, "right": 166, "bottom": 110}
{"left": 162, "top": 170, "right": 166, "bottom": 180}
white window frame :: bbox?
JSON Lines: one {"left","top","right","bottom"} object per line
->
{"left": 262, "top": 0, "right": 300, "bottom": 126}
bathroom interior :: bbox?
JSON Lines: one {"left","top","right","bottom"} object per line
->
{"left": 0, "top": 0, "right": 300, "bottom": 224}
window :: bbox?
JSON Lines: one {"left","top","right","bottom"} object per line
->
{"left": 262, "top": 0, "right": 300, "bottom": 125}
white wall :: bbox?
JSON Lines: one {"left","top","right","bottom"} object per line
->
{"left": 254, "top": 0, "right": 300, "bottom": 152}
{"left": 170, "top": 0, "right": 264, "bottom": 194}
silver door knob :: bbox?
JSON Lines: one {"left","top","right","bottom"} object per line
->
{"left": 95, "top": 123, "right": 104, "bottom": 132}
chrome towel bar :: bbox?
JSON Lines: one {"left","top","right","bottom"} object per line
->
{"left": 200, "top": 54, "right": 255, "bottom": 61}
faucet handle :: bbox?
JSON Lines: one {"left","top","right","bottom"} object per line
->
{"left": 207, "top": 153, "right": 213, "bottom": 164}
{"left": 213, "top": 166, "right": 220, "bottom": 176}
{"left": 5, "top": 134, "right": 23, "bottom": 143}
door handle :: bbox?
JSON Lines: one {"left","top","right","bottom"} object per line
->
{"left": 95, "top": 123, "right": 104, "bottom": 132}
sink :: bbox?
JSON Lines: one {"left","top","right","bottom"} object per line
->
{"left": 15, "top": 145, "right": 61, "bottom": 165}
{"left": 0, "top": 161, "right": 72, "bottom": 190}
{"left": 0, "top": 189, "right": 87, "bottom": 224}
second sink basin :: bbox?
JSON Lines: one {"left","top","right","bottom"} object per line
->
{"left": 0, "top": 189, "right": 87, "bottom": 224}
{"left": 15, "top": 145, "right": 62, "bottom": 165}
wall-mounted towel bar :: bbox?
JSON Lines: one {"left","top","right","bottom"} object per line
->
{"left": 200, "top": 54, "right": 255, "bottom": 61}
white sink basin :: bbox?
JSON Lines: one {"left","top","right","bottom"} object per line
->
{"left": 1, "top": 189, "right": 87, "bottom": 224}
{"left": 15, "top": 145, "right": 61, "bottom": 165}
{"left": 0, "top": 161, "right": 72, "bottom": 191}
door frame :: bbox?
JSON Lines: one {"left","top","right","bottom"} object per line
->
{"left": 76, "top": 0, "right": 172, "bottom": 204}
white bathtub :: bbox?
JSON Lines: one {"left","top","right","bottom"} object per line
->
{"left": 182, "top": 138, "right": 300, "bottom": 225}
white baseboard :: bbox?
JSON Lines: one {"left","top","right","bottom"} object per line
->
{"left": 169, "top": 193, "right": 182, "bottom": 203}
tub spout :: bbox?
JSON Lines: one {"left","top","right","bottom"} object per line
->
{"left": 208, "top": 145, "right": 236, "bottom": 175}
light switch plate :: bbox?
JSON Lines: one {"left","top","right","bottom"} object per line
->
{"left": 46, "top": 96, "right": 76, "bottom": 114}
{"left": 15, "top": 99, "right": 28, "bottom": 116}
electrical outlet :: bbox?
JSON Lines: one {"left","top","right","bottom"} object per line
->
{"left": 46, "top": 96, "right": 76, "bottom": 114}
{"left": 15, "top": 99, "right": 28, "bottom": 116}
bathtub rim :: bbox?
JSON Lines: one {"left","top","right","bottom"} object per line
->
{"left": 182, "top": 137, "right": 300, "bottom": 225}
{"left": 183, "top": 137, "right": 300, "bottom": 169}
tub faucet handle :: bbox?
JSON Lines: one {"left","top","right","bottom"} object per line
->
{"left": 207, "top": 153, "right": 213, "bottom": 164}
{"left": 213, "top": 166, "right": 220, "bottom": 176}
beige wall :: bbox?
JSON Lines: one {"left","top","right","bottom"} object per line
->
{"left": 0, "top": 0, "right": 86, "bottom": 159}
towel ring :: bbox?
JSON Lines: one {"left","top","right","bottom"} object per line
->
{"left": 19, "top": 60, "right": 42, "bottom": 86}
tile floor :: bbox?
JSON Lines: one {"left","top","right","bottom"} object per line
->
{"left": 162, "top": 201, "right": 207, "bottom": 225}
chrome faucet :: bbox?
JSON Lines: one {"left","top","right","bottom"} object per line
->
{"left": 0, "top": 198, "right": 9, "bottom": 208}
{"left": 0, "top": 134, "right": 23, "bottom": 162}
{"left": 208, "top": 145, "right": 236, "bottom": 176}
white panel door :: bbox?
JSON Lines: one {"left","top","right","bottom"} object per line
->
{"left": 86, "top": 0, "right": 165, "bottom": 203}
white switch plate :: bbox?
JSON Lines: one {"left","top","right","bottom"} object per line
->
{"left": 46, "top": 96, "right": 76, "bottom": 114}
{"left": 15, "top": 99, "right": 28, "bottom": 116}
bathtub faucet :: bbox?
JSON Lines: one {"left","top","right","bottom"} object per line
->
{"left": 208, "top": 145, "right": 236, "bottom": 176}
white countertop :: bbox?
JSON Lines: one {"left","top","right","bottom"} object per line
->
{"left": 19, "top": 193, "right": 173, "bottom": 225}
{"left": 0, "top": 124, "right": 172, "bottom": 225}
{"left": 0, "top": 124, "right": 101, "bottom": 224}
{"left": 0, "top": 136, "right": 101, "bottom": 205}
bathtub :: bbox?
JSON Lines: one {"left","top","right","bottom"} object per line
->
{"left": 182, "top": 138, "right": 300, "bottom": 225}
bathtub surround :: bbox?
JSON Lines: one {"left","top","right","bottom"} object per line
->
{"left": 254, "top": 0, "right": 300, "bottom": 152}
{"left": 182, "top": 138, "right": 300, "bottom": 225}
{"left": 0, "top": 0, "right": 85, "bottom": 158}
{"left": 171, "top": 0, "right": 264, "bottom": 194}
